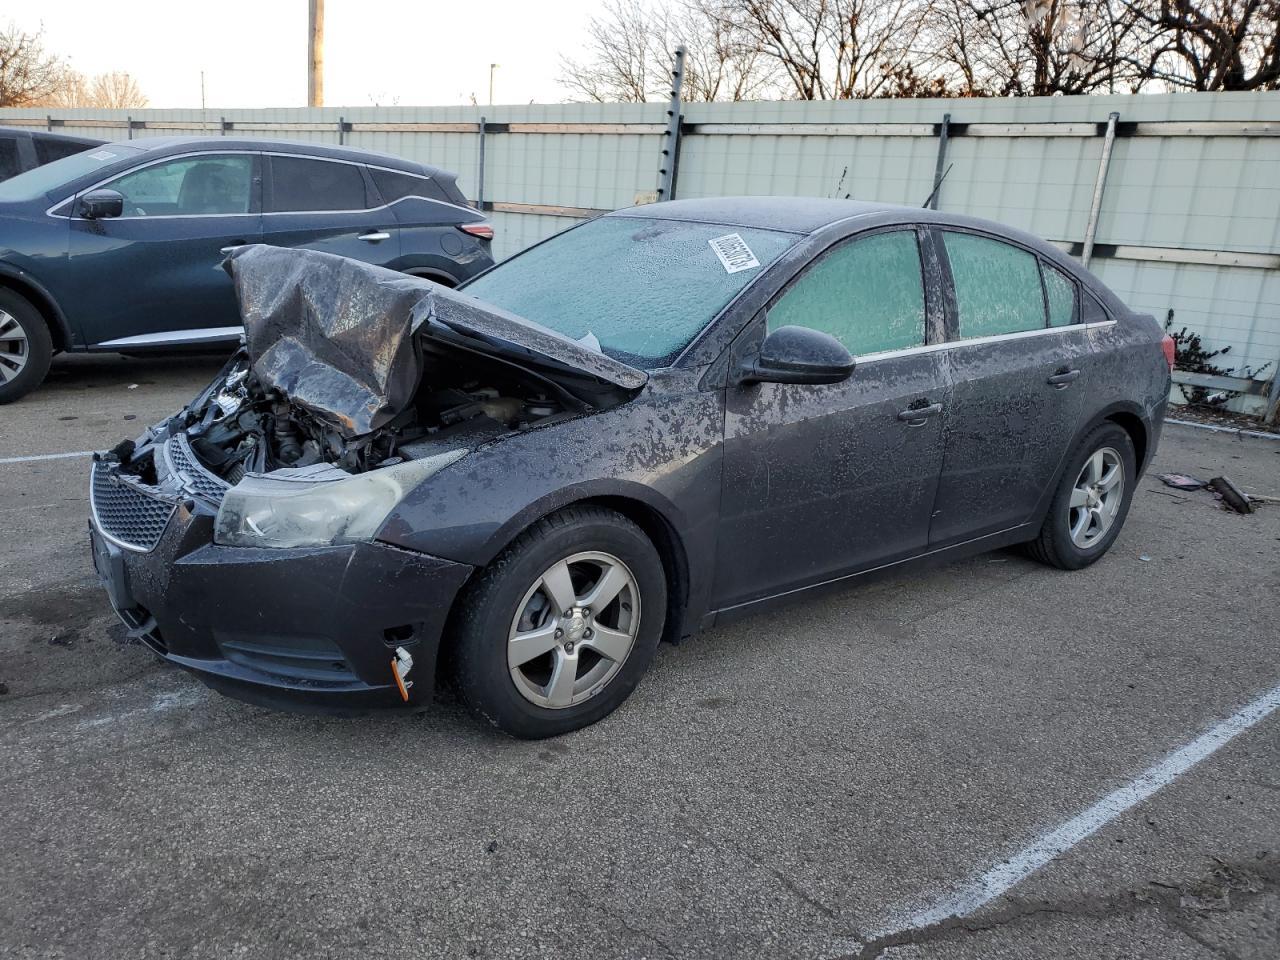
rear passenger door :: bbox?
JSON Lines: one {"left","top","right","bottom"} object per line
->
{"left": 261, "top": 155, "right": 400, "bottom": 267}
{"left": 926, "top": 229, "right": 1092, "bottom": 545}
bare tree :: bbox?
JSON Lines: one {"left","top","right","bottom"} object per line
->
{"left": 87, "top": 71, "right": 149, "bottom": 108}
{"left": 920, "top": 0, "right": 1151, "bottom": 96}
{"left": 560, "top": 0, "right": 782, "bottom": 101}
{"left": 1124, "top": 0, "right": 1279, "bottom": 90}
{"left": 694, "top": 0, "right": 936, "bottom": 99}
{"left": 0, "top": 22, "right": 66, "bottom": 106}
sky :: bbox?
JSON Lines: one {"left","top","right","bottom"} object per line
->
{"left": 9, "top": 1, "right": 600, "bottom": 108}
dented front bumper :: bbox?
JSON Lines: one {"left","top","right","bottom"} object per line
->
{"left": 89, "top": 461, "right": 474, "bottom": 714}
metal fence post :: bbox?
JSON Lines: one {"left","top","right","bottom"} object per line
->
{"left": 220, "top": 116, "right": 227, "bottom": 136}
{"left": 929, "top": 113, "right": 951, "bottom": 210}
{"left": 338, "top": 115, "right": 345, "bottom": 145}
{"left": 46, "top": 114, "right": 53, "bottom": 132}
{"left": 1082, "top": 112, "right": 1119, "bottom": 268}
{"left": 477, "top": 116, "right": 487, "bottom": 210}
{"left": 126, "top": 115, "right": 133, "bottom": 140}
{"left": 657, "top": 46, "right": 685, "bottom": 202}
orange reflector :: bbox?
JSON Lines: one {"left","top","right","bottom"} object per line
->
{"left": 391, "top": 658, "right": 410, "bottom": 702}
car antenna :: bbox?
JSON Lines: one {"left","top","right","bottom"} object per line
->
{"left": 922, "top": 163, "right": 953, "bottom": 209}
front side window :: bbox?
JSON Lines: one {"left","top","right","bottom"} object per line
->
{"left": 767, "top": 230, "right": 926, "bottom": 356}
{"left": 106, "top": 154, "right": 253, "bottom": 216}
{"left": 462, "top": 216, "right": 799, "bottom": 368}
{"left": 943, "top": 232, "right": 1045, "bottom": 338}
{"left": 1042, "top": 262, "right": 1078, "bottom": 327}
{"left": 269, "top": 156, "right": 369, "bottom": 212}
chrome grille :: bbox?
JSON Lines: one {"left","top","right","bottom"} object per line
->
{"left": 164, "top": 434, "right": 229, "bottom": 501}
{"left": 90, "top": 461, "right": 176, "bottom": 552}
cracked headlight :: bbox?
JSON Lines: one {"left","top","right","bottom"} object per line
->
{"left": 213, "top": 451, "right": 466, "bottom": 549}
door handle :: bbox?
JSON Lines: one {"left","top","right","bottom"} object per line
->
{"left": 1047, "top": 369, "right": 1081, "bottom": 388}
{"left": 358, "top": 231, "right": 391, "bottom": 243}
{"left": 898, "top": 402, "right": 943, "bottom": 425}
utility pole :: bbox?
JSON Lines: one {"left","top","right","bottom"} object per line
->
{"left": 489, "top": 64, "right": 499, "bottom": 106}
{"left": 200, "top": 71, "right": 206, "bottom": 110}
{"left": 308, "top": 0, "right": 324, "bottom": 108}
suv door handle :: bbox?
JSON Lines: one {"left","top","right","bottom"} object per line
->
{"left": 358, "top": 231, "right": 391, "bottom": 242}
{"left": 898, "top": 402, "right": 943, "bottom": 425}
{"left": 1047, "top": 369, "right": 1081, "bottom": 388}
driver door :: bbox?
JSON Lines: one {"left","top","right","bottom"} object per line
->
{"left": 712, "top": 229, "right": 950, "bottom": 610}
{"left": 64, "top": 152, "right": 263, "bottom": 347}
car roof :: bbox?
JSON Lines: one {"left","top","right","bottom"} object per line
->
{"left": 111, "top": 136, "right": 454, "bottom": 180}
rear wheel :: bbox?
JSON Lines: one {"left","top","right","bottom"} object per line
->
{"left": 452, "top": 505, "right": 666, "bottom": 738}
{"left": 0, "top": 290, "right": 53, "bottom": 404}
{"left": 1026, "top": 422, "right": 1136, "bottom": 570}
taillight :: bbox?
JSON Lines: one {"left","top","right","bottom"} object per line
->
{"left": 1161, "top": 334, "right": 1176, "bottom": 370}
{"left": 459, "top": 222, "right": 494, "bottom": 241}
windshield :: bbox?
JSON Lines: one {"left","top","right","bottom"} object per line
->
{"left": 0, "top": 143, "right": 143, "bottom": 203}
{"left": 462, "top": 216, "right": 799, "bottom": 368}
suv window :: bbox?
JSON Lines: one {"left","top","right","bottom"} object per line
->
{"left": 270, "top": 156, "right": 368, "bottom": 212}
{"left": 0, "top": 137, "right": 21, "bottom": 180}
{"left": 767, "top": 230, "right": 926, "bottom": 356}
{"left": 1042, "top": 262, "right": 1077, "bottom": 327}
{"left": 106, "top": 154, "right": 253, "bottom": 216}
{"left": 370, "top": 167, "right": 445, "bottom": 204}
{"left": 34, "top": 137, "right": 91, "bottom": 166}
{"left": 943, "top": 232, "right": 1045, "bottom": 338}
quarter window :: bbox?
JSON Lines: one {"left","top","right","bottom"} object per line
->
{"left": 1042, "top": 262, "right": 1077, "bottom": 327}
{"left": 767, "top": 231, "right": 926, "bottom": 356}
{"left": 269, "top": 156, "right": 369, "bottom": 212}
{"left": 106, "top": 155, "right": 253, "bottom": 216}
{"left": 371, "top": 168, "right": 444, "bottom": 204}
{"left": 943, "top": 232, "right": 1045, "bottom": 338}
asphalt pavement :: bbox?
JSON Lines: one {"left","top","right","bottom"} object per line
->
{"left": 2, "top": 352, "right": 1277, "bottom": 959}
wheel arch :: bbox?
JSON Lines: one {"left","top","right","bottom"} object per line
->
{"left": 0, "top": 267, "right": 74, "bottom": 352}
{"left": 402, "top": 266, "right": 458, "bottom": 288}
{"left": 452, "top": 488, "right": 692, "bottom": 648}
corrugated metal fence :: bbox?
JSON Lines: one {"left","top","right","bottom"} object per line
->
{"left": 2, "top": 93, "right": 1278, "bottom": 412}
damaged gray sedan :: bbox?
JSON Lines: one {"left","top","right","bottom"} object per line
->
{"left": 88, "top": 198, "right": 1173, "bottom": 738}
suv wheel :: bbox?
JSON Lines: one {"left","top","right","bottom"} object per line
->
{"left": 1026, "top": 421, "right": 1137, "bottom": 570}
{"left": 0, "top": 290, "right": 54, "bottom": 404}
{"left": 452, "top": 505, "right": 667, "bottom": 738}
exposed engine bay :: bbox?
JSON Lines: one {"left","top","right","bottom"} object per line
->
{"left": 143, "top": 345, "right": 572, "bottom": 485}
{"left": 101, "top": 244, "right": 646, "bottom": 496}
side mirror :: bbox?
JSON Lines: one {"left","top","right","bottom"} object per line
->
{"left": 738, "top": 325, "right": 855, "bottom": 386}
{"left": 79, "top": 189, "right": 124, "bottom": 220}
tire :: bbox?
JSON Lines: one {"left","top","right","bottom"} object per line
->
{"left": 0, "top": 290, "right": 54, "bottom": 404}
{"left": 452, "top": 505, "right": 667, "bottom": 739}
{"left": 1026, "top": 421, "right": 1137, "bottom": 570}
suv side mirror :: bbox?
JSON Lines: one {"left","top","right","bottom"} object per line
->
{"left": 738, "top": 325, "right": 855, "bottom": 386}
{"left": 79, "top": 189, "right": 124, "bottom": 220}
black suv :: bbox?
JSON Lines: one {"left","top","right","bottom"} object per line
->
{"left": 0, "top": 126, "right": 103, "bottom": 181}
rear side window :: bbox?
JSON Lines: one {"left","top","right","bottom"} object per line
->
{"left": 1042, "top": 262, "right": 1077, "bottom": 327}
{"left": 269, "top": 156, "right": 369, "bottom": 212}
{"left": 34, "top": 137, "right": 91, "bottom": 165}
{"left": 943, "top": 232, "right": 1045, "bottom": 338}
{"left": 1081, "top": 289, "right": 1110, "bottom": 324}
{"left": 370, "top": 168, "right": 445, "bottom": 204}
{"left": 0, "top": 137, "right": 21, "bottom": 180}
{"left": 767, "top": 230, "right": 926, "bottom": 356}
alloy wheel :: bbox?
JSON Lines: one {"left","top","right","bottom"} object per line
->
{"left": 0, "top": 310, "right": 29, "bottom": 384}
{"left": 1068, "top": 447, "right": 1124, "bottom": 549}
{"left": 507, "top": 551, "right": 641, "bottom": 709}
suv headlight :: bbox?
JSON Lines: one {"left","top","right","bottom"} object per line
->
{"left": 213, "top": 450, "right": 466, "bottom": 549}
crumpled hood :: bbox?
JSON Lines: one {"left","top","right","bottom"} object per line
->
{"left": 224, "top": 244, "right": 646, "bottom": 438}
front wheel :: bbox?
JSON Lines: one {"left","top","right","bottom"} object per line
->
{"left": 1026, "top": 422, "right": 1137, "bottom": 570}
{"left": 0, "top": 290, "right": 54, "bottom": 404}
{"left": 452, "top": 505, "right": 667, "bottom": 738}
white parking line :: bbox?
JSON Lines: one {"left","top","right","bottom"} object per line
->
{"left": 876, "top": 680, "right": 1280, "bottom": 937}
{"left": 0, "top": 450, "right": 96, "bottom": 465}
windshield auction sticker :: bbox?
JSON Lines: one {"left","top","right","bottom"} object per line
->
{"left": 708, "top": 234, "right": 761, "bottom": 274}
